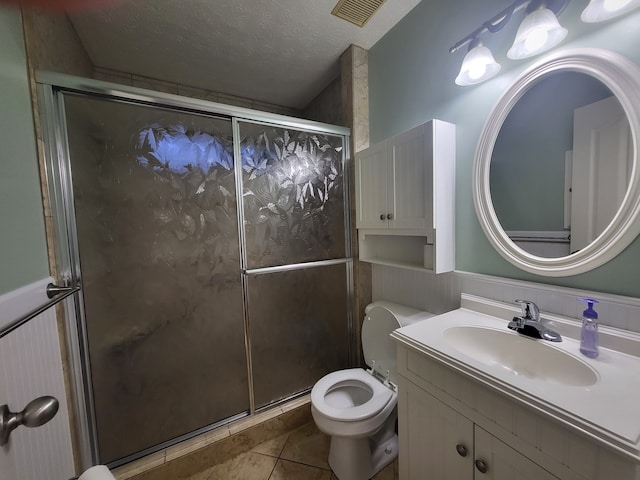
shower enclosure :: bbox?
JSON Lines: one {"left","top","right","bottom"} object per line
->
{"left": 39, "top": 74, "right": 352, "bottom": 467}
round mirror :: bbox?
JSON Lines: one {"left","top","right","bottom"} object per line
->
{"left": 474, "top": 49, "right": 640, "bottom": 276}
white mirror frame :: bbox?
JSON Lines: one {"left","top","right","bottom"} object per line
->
{"left": 474, "top": 49, "right": 640, "bottom": 277}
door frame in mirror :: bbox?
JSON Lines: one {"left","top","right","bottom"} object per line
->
{"left": 473, "top": 49, "right": 640, "bottom": 277}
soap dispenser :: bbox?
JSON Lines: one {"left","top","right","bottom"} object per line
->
{"left": 578, "top": 297, "right": 599, "bottom": 358}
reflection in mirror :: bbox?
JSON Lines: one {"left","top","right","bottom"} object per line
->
{"left": 490, "top": 72, "right": 632, "bottom": 258}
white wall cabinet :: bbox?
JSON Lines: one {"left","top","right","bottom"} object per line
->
{"left": 355, "top": 120, "right": 455, "bottom": 272}
{"left": 396, "top": 341, "right": 640, "bottom": 480}
{"left": 399, "top": 378, "right": 559, "bottom": 480}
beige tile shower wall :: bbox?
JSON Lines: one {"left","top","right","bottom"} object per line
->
{"left": 93, "top": 67, "right": 302, "bottom": 117}
{"left": 301, "top": 76, "right": 344, "bottom": 126}
{"left": 340, "top": 44, "right": 372, "bottom": 365}
{"left": 351, "top": 45, "right": 370, "bottom": 154}
{"left": 21, "top": 6, "right": 94, "bottom": 282}
{"left": 21, "top": 8, "right": 93, "bottom": 77}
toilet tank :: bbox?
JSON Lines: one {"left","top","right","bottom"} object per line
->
{"left": 361, "top": 301, "right": 434, "bottom": 385}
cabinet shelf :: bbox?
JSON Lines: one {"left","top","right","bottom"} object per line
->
{"left": 358, "top": 233, "right": 434, "bottom": 271}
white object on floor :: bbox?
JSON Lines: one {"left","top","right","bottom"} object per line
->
{"left": 78, "top": 465, "right": 116, "bottom": 480}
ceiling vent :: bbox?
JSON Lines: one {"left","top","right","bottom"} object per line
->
{"left": 331, "top": 0, "right": 387, "bottom": 27}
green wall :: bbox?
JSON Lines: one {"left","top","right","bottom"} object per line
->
{"left": 0, "top": 7, "right": 49, "bottom": 295}
{"left": 369, "top": 0, "right": 640, "bottom": 297}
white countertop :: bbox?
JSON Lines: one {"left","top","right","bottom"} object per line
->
{"left": 391, "top": 295, "right": 640, "bottom": 460}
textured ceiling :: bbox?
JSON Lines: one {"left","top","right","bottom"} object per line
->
{"left": 68, "top": 0, "right": 422, "bottom": 109}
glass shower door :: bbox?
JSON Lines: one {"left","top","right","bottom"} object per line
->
{"left": 61, "top": 93, "right": 249, "bottom": 463}
{"left": 238, "top": 121, "right": 351, "bottom": 408}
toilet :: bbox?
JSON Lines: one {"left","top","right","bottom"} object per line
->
{"left": 311, "top": 301, "right": 434, "bottom": 480}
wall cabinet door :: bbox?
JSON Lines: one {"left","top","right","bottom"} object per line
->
{"left": 356, "top": 141, "right": 390, "bottom": 229}
{"left": 389, "top": 125, "right": 431, "bottom": 231}
{"left": 356, "top": 123, "right": 437, "bottom": 232}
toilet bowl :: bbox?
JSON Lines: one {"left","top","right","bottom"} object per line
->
{"left": 311, "top": 301, "right": 434, "bottom": 480}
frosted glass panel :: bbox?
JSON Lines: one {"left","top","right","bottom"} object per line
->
{"left": 248, "top": 263, "right": 350, "bottom": 408}
{"left": 239, "top": 122, "right": 346, "bottom": 269}
{"left": 63, "top": 94, "right": 249, "bottom": 463}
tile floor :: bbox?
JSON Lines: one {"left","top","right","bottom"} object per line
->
{"left": 186, "top": 422, "right": 398, "bottom": 480}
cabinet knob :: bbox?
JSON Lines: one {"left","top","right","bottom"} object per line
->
{"left": 380, "top": 214, "right": 385, "bottom": 221}
{"left": 455, "top": 444, "right": 467, "bottom": 457}
{"left": 474, "top": 459, "right": 488, "bottom": 474}
{"left": 387, "top": 213, "right": 393, "bottom": 220}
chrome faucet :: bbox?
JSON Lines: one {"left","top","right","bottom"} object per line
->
{"left": 507, "top": 299, "right": 562, "bottom": 342}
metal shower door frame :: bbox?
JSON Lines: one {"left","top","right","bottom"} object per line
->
{"left": 36, "top": 72, "right": 353, "bottom": 470}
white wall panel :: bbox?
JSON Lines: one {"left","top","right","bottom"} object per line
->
{"left": 372, "top": 264, "right": 640, "bottom": 334}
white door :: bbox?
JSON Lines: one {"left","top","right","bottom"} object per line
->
{"left": 570, "top": 96, "right": 632, "bottom": 253}
{"left": 474, "top": 427, "right": 559, "bottom": 480}
{"left": 0, "top": 311, "right": 76, "bottom": 480}
{"left": 356, "top": 141, "right": 390, "bottom": 229}
{"left": 389, "top": 125, "right": 429, "bottom": 230}
{"left": 0, "top": 280, "right": 76, "bottom": 480}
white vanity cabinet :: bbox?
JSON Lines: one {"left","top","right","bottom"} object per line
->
{"left": 355, "top": 120, "right": 455, "bottom": 272}
{"left": 394, "top": 339, "right": 640, "bottom": 480}
{"left": 399, "top": 378, "right": 559, "bottom": 480}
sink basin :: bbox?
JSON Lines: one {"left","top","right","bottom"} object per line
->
{"left": 443, "top": 326, "right": 599, "bottom": 387}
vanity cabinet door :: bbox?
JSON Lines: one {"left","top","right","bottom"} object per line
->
{"left": 399, "top": 378, "right": 474, "bottom": 480}
{"left": 474, "top": 427, "right": 560, "bottom": 480}
{"left": 355, "top": 140, "right": 391, "bottom": 229}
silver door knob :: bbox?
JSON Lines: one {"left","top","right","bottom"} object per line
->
{"left": 387, "top": 213, "right": 393, "bottom": 220}
{"left": 380, "top": 214, "right": 385, "bottom": 221}
{"left": 0, "top": 396, "right": 59, "bottom": 446}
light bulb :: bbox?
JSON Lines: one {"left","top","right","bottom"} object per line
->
{"left": 582, "top": 0, "right": 640, "bottom": 22}
{"left": 603, "top": 0, "right": 633, "bottom": 11}
{"left": 455, "top": 43, "right": 501, "bottom": 86}
{"left": 507, "top": 8, "right": 567, "bottom": 59}
{"left": 468, "top": 63, "right": 488, "bottom": 80}
{"left": 524, "top": 28, "right": 549, "bottom": 52}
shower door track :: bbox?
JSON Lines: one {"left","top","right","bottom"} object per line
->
{"left": 37, "top": 71, "right": 354, "bottom": 470}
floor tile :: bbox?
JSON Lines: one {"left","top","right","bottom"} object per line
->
{"left": 201, "top": 451, "right": 277, "bottom": 480}
{"left": 251, "top": 431, "right": 290, "bottom": 457}
{"left": 187, "top": 467, "right": 215, "bottom": 480}
{"left": 269, "top": 459, "right": 332, "bottom": 480}
{"left": 280, "top": 423, "right": 331, "bottom": 470}
{"left": 371, "top": 459, "right": 398, "bottom": 479}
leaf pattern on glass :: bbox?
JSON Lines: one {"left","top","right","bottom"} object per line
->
{"left": 240, "top": 125, "right": 346, "bottom": 268}
{"left": 134, "top": 123, "right": 238, "bottom": 276}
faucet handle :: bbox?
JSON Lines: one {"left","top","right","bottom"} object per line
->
{"left": 515, "top": 299, "right": 540, "bottom": 321}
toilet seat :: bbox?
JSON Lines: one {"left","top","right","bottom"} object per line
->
{"left": 311, "top": 368, "right": 394, "bottom": 422}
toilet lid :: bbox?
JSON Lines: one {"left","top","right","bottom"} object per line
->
{"left": 362, "top": 305, "right": 401, "bottom": 384}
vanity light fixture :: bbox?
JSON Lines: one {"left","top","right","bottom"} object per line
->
{"left": 450, "top": 0, "right": 569, "bottom": 86}
{"left": 451, "top": 0, "right": 640, "bottom": 85}
{"left": 581, "top": 0, "right": 640, "bottom": 22}
{"left": 507, "top": 2, "right": 568, "bottom": 59}
{"left": 455, "top": 39, "right": 502, "bottom": 86}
